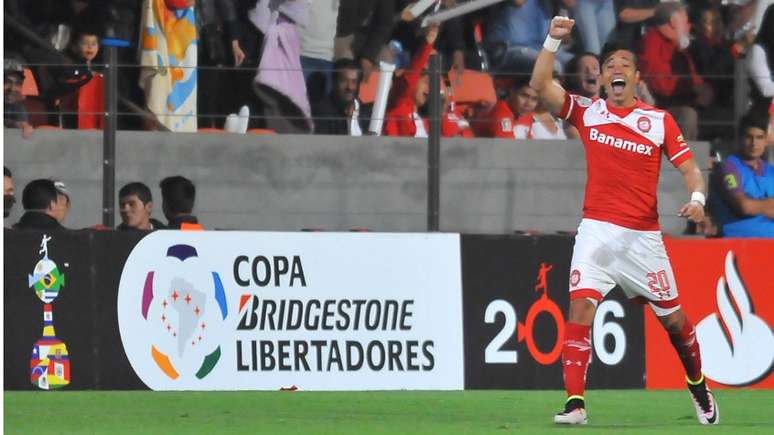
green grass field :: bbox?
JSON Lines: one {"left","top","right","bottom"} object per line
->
{"left": 5, "top": 390, "right": 774, "bottom": 434}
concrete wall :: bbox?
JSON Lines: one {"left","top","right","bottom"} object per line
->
{"left": 3, "top": 129, "right": 709, "bottom": 234}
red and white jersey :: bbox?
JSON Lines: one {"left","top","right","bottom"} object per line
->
{"left": 559, "top": 93, "right": 693, "bottom": 231}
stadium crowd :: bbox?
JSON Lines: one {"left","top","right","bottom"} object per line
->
{"left": 4, "top": 0, "right": 774, "bottom": 237}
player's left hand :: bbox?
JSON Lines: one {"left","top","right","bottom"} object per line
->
{"left": 678, "top": 201, "right": 704, "bottom": 223}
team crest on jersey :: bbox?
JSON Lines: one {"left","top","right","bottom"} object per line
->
{"left": 576, "top": 96, "right": 593, "bottom": 107}
{"left": 570, "top": 269, "right": 581, "bottom": 287}
{"left": 637, "top": 116, "right": 651, "bottom": 133}
{"left": 500, "top": 119, "right": 512, "bottom": 132}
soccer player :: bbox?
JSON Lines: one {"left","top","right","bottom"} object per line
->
{"left": 529, "top": 17, "right": 719, "bottom": 425}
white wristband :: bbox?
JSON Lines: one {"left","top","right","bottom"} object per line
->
{"left": 690, "top": 191, "right": 706, "bottom": 207}
{"left": 543, "top": 35, "right": 561, "bottom": 53}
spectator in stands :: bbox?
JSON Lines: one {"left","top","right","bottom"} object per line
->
{"left": 439, "top": 79, "right": 474, "bottom": 138}
{"left": 565, "top": 52, "right": 601, "bottom": 98}
{"left": 573, "top": 0, "right": 616, "bottom": 55}
{"left": 472, "top": 77, "right": 538, "bottom": 138}
{"left": 384, "top": 24, "right": 447, "bottom": 137}
{"left": 197, "top": 0, "right": 246, "bottom": 129}
{"left": 4, "top": 167, "right": 16, "bottom": 219}
{"left": 251, "top": 0, "right": 313, "bottom": 134}
{"left": 312, "top": 59, "right": 370, "bottom": 136}
{"left": 687, "top": 6, "right": 740, "bottom": 140}
{"left": 14, "top": 179, "right": 66, "bottom": 230}
{"left": 613, "top": 0, "right": 657, "bottom": 49}
{"left": 639, "top": 2, "right": 713, "bottom": 140}
{"left": 746, "top": 3, "right": 774, "bottom": 122}
{"left": 118, "top": 182, "right": 165, "bottom": 230}
{"left": 53, "top": 26, "right": 104, "bottom": 129}
{"left": 485, "top": 0, "right": 574, "bottom": 75}
{"left": 4, "top": 58, "right": 34, "bottom": 138}
{"left": 52, "top": 180, "right": 71, "bottom": 225}
{"left": 710, "top": 112, "right": 774, "bottom": 237}
{"left": 335, "top": 0, "right": 396, "bottom": 81}
{"left": 160, "top": 175, "right": 202, "bottom": 229}
{"left": 299, "top": 0, "right": 339, "bottom": 103}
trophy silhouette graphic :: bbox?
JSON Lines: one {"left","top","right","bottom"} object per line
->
{"left": 28, "top": 235, "right": 70, "bottom": 389}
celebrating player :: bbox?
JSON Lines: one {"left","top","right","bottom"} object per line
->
{"left": 529, "top": 17, "right": 719, "bottom": 425}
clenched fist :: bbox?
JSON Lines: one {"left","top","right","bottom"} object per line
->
{"left": 549, "top": 16, "right": 575, "bottom": 40}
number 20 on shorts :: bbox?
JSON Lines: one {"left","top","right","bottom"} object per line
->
{"left": 646, "top": 270, "right": 671, "bottom": 298}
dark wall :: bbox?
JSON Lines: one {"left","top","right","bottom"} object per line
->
{"left": 4, "top": 230, "right": 146, "bottom": 390}
{"left": 461, "top": 235, "right": 645, "bottom": 389}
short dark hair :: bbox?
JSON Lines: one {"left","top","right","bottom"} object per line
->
{"left": 160, "top": 176, "right": 195, "bottom": 215}
{"left": 22, "top": 179, "right": 58, "bottom": 210}
{"left": 4, "top": 166, "right": 12, "bottom": 178}
{"left": 119, "top": 182, "right": 152, "bottom": 204}
{"left": 332, "top": 58, "right": 362, "bottom": 84}
{"left": 600, "top": 42, "right": 639, "bottom": 69}
{"left": 74, "top": 26, "right": 100, "bottom": 40}
{"left": 510, "top": 76, "right": 533, "bottom": 93}
{"left": 738, "top": 111, "right": 769, "bottom": 133}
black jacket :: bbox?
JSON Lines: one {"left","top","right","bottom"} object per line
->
{"left": 117, "top": 218, "right": 166, "bottom": 231}
{"left": 312, "top": 97, "right": 371, "bottom": 135}
{"left": 13, "top": 211, "right": 65, "bottom": 230}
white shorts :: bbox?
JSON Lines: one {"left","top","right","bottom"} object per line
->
{"left": 569, "top": 218, "right": 681, "bottom": 317}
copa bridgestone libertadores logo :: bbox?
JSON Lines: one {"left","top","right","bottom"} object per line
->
{"left": 119, "top": 231, "right": 464, "bottom": 391}
{"left": 119, "top": 239, "right": 230, "bottom": 389}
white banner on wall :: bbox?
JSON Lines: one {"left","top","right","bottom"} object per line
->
{"left": 117, "top": 231, "right": 464, "bottom": 391}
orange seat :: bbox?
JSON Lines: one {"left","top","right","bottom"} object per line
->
{"left": 34, "top": 125, "right": 63, "bottom": 130}
{"left": 448, "top": 69, "right": 497, "bottom": 105}
{"left": 22, "top": 68, "right": 39, "bottom": 97}
{"left": 198, "top": 128, "right": 225, "bottom": 133}
{"left": 246, "top": 128, "right": 276, "bottom": 135}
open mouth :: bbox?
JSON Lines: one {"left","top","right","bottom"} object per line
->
{"left": 611, "top": 78, "right": 626, "bottom": 95}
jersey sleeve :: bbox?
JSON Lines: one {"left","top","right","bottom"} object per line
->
{"left": 662, "top": 113, "right": 693, "bottom": 167}
{"left": 718, "top": 160, "right": 744, "bottom": 195}
{"left": 557, "top": 93, "right": 585, "bottom": 128}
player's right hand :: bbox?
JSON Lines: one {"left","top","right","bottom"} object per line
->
{"left": 549, "top": 16, "right": 575, "bottom": 40}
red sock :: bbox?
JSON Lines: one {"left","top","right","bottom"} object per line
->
{"left": 562, "top": 322, "right": 592, "bottom": 400}
{"left": 668, "top": 318, "right": 702, "bottom": 382}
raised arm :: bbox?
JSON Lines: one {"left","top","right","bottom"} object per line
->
{"left": 529, "top": 16, "right": 574, "bottom": 115}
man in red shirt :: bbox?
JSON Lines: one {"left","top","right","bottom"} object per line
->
{"left": 531, "top": 17, "right": 718, "bottom": 426}
{"left": 638, "top": 2, "right": 713, "bottom": 140}
{"left": 471, "top": 78, "right": 538, "bottom": 138}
